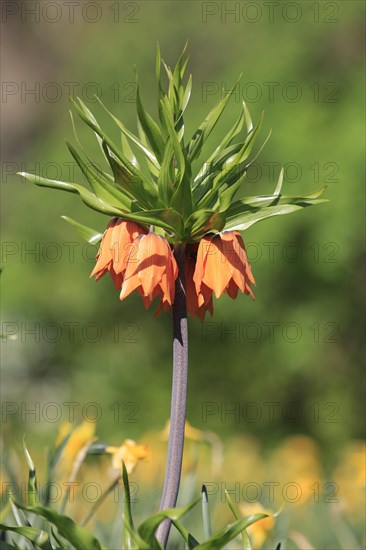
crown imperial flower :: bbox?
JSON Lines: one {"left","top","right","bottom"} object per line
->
{"left": 185, "top": 246, "right": 214, "bottom": 321}
{"left": 21, "top": 45, "right": 328, "bottom": 549}
{"left": 22, "top": 44, "right": 326, "bottom": 321}
{"left": 90, "top": 218, "right": 147, "bottom": 289}
{"left": 193, "top": 231, "right": 255, "bottom": 301}
{"left": 119, "top": 232, "right": 178, "bottom": 311}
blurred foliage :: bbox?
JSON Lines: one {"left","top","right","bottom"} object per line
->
{"left": 1, "top": 0, "right": 364, "bottom": 530}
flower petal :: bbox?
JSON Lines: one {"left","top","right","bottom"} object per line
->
{"left": 201, "top": 235, "right": 232, "bottom": 298}
{"left": 137, "top": 234, "right": 168, "bottom": 298}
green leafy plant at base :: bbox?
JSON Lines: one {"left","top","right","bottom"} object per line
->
{"left": 1, "top": 441, "right": 275, "bottom": 550}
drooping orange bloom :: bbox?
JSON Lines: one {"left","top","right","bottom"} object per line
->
{"left": 91, "top": 222, "right": 254, "bottom": 317}
{"left": 120, "top": 232, "right": 178, "bottom": 309}
{"left": 193, "top": 231, "right": 255, "bottom": 300}
{"left": 90, "top": 218, "right": 147, "bottom": 289}
{"left": 185, "top": 245, "right": 213, "bottom": 321}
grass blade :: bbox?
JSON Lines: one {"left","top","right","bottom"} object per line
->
{"left": 201, "top": 485, "right": 212, "bottom": 540}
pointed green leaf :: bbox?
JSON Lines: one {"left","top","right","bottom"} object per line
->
{"left": 135, "top": 71, "right": 164, "bottom": 162}
{"left": 223, "top": 111, "right": 264, "bottom": 171}
{"left": 157, "top": 138, "right": 175, "bottom": 204}
{"left": 69, "top": 96, "right": 111, "bottom": 164}
{"left": 243, "top": 102, "right": 253, "bottom": 133}
{"left": 23, "top": 438, "right": 38, "bottom": 508}
{"left": 274, "top": 168, "right": 284, "bottom": 197}
{"left": 201, "top": 485, "right": 212, "bottom": 540}
{"left": 101, "top": 141, "right": 158, "bottom": 209}
{"left": 228, "top": 185, "right": 328, "bottom": 212}
{"left": 194, "top": 103, "right": 245, "bottom": 187}
{"left": 160, "top": 97, "right": 194, "bottom": 218}
{"left": 181, "top": 74, "right": 192, "bottom": 114}
{"left": 197, "top": 113, "right": 264, "bottom": 209}
{"left": 71, "top": 97, "right": 153, "bottom": 190}
{"left": 66, "top": 141, "right": 133, "bottom": 210}
{"left": 9, "top": 499, "right": 28, "bottom": 528}
{"left": 185, "top": 209, "right": 226, "bottom": 241}
{"left": 20, "top": 173, "right": 182, "bottom": 232}
{"left": 225, "top": 192, "right": 328, "bottom": 232}
{"left": 170, "top": 43, "right": 189, "bottom": 116}
{"left": 61, "top": 216, "right": 103, "bottom": 244}
{"left": 160, "top": 97, "right": 186, "bottom": 181}
{"left": 14, "top": 503, "right": 105, "bottom": 550}
{"left": 225, "top": 490, "right": 252, "bottom": 550}
{"left": 137, "top": 498, "right": 200, "bottom": 548}
{"left": 137, "top": 119, "right": 161, "bottom": 178}
{"left": 170, "top": 519, "right": 200, "bottom": 550}
{"left": 19, "top": 172, "right": 129, "bottom": 217}
{"left": 245, "top": 128, "right": 272, "bottom": 169}
{"left": 121, "top": 133, "right": 139, "bottom": 168}
{"left": 155, "top": 43, "right": 166, "bottom": 130}
{"left": 187, "top": 78, "right": 241, "bottom": 161}
{"left": 121, "top": 462, "right": 134, "bottom": 550}
{"left": 50, "top": 526, "right": 69, "bottom": 549}
{"left": 218, "top": 178, "right": 243, "bottom": 212}
{"left": 69, "top": 110, "right": 115, "bottom": 184}
{"left": 0, "top": 524, "right": 49, "bottom": 546}
{"left": 122, "top": 517, "right": 151, "bottom": 550}
{"left": 96, "top": 96, "right": 159, "bottom": 172}
{"left": 195, "top": 514, "right": 267, "bottom": 550}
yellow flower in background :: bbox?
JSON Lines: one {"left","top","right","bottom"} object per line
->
{"left": 268, "top": 436, "right": 322, "bottom": 507}
{"left": 333, "top": 440, "right": 366, "bottom": 521}
{"left": 239, "top": 503, "right": 275, "bottom": 549}
{"left": 106, "top": 439, "right": 150, "bottom": 474}
{"left": 56, "top": 420, "right": 96, "bottom": 449}
{"left": 223, "top": 435, "right": 265, "bottom": 488}
{"left": 56, "top": 421, "right": 96, "bottom": 479}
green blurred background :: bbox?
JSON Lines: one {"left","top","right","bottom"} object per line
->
{"left": 2, "top": 0, "right": 364, "bottom": 471}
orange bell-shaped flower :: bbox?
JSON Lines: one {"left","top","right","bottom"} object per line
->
{"left": 193, "top": 231, "right": 255, "bottom": 300}
{"left": 90, "top": 218, "right": 147, "bottom": 289}
{"left": 185, "top": 247, "right": 214, "bottom": 321}
{"left": 120, "top": 232, "right": 178, "bottom": 309}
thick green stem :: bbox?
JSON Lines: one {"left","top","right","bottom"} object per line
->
{"left": 156, "top": 244, "right": 188, "bottom": 548}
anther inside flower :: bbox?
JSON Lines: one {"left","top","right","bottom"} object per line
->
{"left": 91, "top": 218, "right": 255, "bottom": 321}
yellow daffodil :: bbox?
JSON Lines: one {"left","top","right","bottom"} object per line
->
{"left": 106, "top": 439, "right": 150, "bottom": 474}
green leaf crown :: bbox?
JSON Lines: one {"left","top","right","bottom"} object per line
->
{"left": 20, "top": 43, "right": 327, "bottom": 244}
